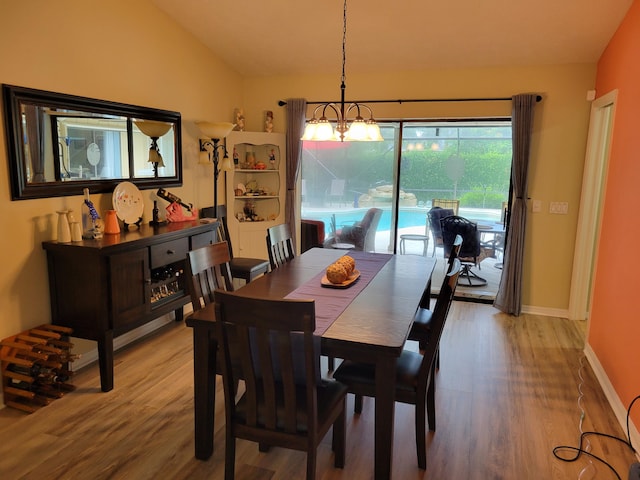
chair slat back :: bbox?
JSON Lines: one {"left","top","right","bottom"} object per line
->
{"left": 185, "top": 241, "right": 234, "bottom": 311}
{"left": 417, "top": 259, "right": 461, "bottom": 381}
{"left": 214, "top": 291, "right": 318, "bottom": 436}
{"left": 267, "top": 223, "right": 296, "bottom": 270}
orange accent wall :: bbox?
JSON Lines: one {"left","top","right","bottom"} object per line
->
{"left": 591, "top": 0, "right": 640, "bottom": 427}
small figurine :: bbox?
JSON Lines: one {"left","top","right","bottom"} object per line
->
{"left": 234, "top": 108, "right": 245, "bottom": 131}
{"left": 233, "top": 147, "right": 239, "bottom": 167}
{"left": 264, "top": 110, "right": 274, "bottom": 133}
{"left": 269, "top": 149, "right": 276, "bottom": 169}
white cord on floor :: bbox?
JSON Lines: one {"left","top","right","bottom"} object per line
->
{"left": 577, "top": 355, "right": 596, "bottom": 480}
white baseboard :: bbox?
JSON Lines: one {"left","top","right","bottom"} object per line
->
{"left": 521, "top": 304, "right": 569, "bottom": 318}
{"left": 72, "top": 314, "right": 176, "bottom": 371}
{"left": 584, "top": 342, "right": 640, "bottom": 461}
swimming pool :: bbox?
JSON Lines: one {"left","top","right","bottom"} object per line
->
{"left": 302, "top": 206, "right": 501, "bottom": 232}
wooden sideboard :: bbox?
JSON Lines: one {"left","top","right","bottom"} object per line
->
{"left": 42, "top": 220, "right": 218, "bottom": 392}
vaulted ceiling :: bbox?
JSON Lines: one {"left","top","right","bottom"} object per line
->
{"left": 153, "top": 0, "right": 633, "bottom": 77}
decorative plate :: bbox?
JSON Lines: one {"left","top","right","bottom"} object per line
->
{"left": 112, "top": 181, "right": 144, "bottom": 224}
{"left": 321, "top": 270, "right": 361, "bottom": 288}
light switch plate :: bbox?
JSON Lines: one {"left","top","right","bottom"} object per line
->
{"left": 532, "top": 200, "right": 541, "bottom": 213}
{"left": 549, "top": 201, "right": 568, "bottom": 214}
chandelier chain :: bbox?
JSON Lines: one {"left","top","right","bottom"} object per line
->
{"left": 341, "top": 0, "right": 347, "bottom": 87}
{"left": 300, "top": 0, "right": 383, "bottom": 141}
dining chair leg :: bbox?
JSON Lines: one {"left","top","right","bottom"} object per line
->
{"left": 416, "top": 391, "right": 427, "bottom": 470}
{"left": 427, "top": 366, "right": 436, "bottom": 432}
{"left": 354, "top": 394, "right": 363, "bottom": 414}
{"left": 327, "top": 356, "right": 335, "bottom": 372}
{"left": 307, "top": 450, "right": 317, "bottom": 480}
{"left": 332, "top": 403, "right": 346, "bottom": 468}
{"left": 224, "top": 433, "right": 236, "bottom": 480}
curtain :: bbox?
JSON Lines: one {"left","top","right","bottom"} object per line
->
{"left": 284, "top": 98, "right": 307, "bottom": 247}
{"left": 493, "top": 94, "right": 537, "bottom": 315}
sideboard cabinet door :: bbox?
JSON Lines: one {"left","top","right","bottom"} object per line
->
{"left": 110, "top": 249, "right": 151, "bottom": 331}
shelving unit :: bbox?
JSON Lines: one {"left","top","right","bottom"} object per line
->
{"left": 226, "top": 132, "right": 286, "bottom": 259}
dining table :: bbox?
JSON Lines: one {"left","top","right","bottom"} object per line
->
{"left": 186, "top": 247, "right": 436, "bottom": 480}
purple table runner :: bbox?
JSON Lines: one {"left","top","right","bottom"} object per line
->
{"left": 286, "top": 251, "right": 393, "bottom": 335}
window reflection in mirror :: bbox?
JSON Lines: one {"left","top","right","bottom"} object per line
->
{"left": 52, "top": 114, "right": 128, "bottom": 182}
{"left": 3, "top": 84, "right": 182, "bottom": 200}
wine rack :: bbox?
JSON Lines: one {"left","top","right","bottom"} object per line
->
{"left": 0, "top": 324, "right": 77, "bottom": 413}
{"left": 150, "top": 261, "right": 185, "bottom": 305}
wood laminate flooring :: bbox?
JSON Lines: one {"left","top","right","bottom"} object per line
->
{"left": 0, "top": 303, "right": 637, "bottom": 479}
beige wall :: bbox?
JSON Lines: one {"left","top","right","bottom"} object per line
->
{"left": 244, "top": 64, "right": 596, "bottom": 311}
{"left": 0, "top": 0, "right": 242, "bottom": 346}
{"left": 0, "top": 0, "right": 596, "bottom": 353}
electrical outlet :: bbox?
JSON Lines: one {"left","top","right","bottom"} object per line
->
{"left": 532, "top": 200, "right": 541, "bottom": 213}
{"left": 549, "top": 201, "right": 568, "bottom": 214}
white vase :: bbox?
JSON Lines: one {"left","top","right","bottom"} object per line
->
{"left": 56, "top": 210, "right": 72, "bottom": 243}
{"left": 70, "top": 221, "right": 83, "bottom": 242}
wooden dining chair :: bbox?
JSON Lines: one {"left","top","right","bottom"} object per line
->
{"left": 185, "top": 241, "right": 235, "bottom": 311}
{"left": 185, "top": 240, "right": 242, "bottom": 393}
{"left": 266, "top": 223, "right": 296, "bottom": 270}
{"left": 333, "top": 259, "right": 461, "bottom": 470}
{"left": 409, "top": 234, "right": 462, "bottom": 349}
{"left": 203, "top": 205, "right": 270, "bottom": 284}
{"left": 213, "top": 290, "right": 348, "bottom": 480}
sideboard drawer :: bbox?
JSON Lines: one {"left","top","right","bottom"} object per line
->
{"left": 191, "top": 230, "right": 216, "bottom": 250}
{"left": 150, "top": 237, "right": 189, "bottom": 269}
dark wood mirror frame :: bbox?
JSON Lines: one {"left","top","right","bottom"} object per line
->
{"left": 2, "top": 84, "right": 183, "bottom": 200}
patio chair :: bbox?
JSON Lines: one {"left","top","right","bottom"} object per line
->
{"left": 432, "top": 198, "right": 459, "bottom": 215}
{"left": 427, "top": 207, "right": 455, "bottom": 256}
{"left": 440, "top": 215, "right": 494, "bottom": 287}
{"left": 323, "top": 208, "right": 382, "bottom": 252}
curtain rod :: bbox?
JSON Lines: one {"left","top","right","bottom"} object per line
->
{"left": 277, "top": 95, "right": 542, "bottom": 106}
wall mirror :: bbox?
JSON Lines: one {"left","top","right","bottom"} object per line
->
{"left": 2, "top": 84, "right": 182, "bottom": 200}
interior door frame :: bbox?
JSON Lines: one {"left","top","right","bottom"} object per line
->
{"left": 568, "top": 89, "right": 617, "bottom": 321}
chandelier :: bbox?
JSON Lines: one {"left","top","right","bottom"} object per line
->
{"left": 301, "top": 0, "right": 383, "bottom": 142}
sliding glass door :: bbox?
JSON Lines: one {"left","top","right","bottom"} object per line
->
{"left": 300, "top": 126, "right": 397, "bottom": 252}
{"left": 300, "top": 119, "right": 512, "bottom": 256}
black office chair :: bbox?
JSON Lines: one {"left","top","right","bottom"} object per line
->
{"left": 440, "top": 215, "right": 492, "bottom": 287}
{"left": 201, "top": 206, "right": 270, "bottom": 284}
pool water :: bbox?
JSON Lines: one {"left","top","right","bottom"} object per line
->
{"left": 302, "top": 206, "right": 501, "bottom": 233}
